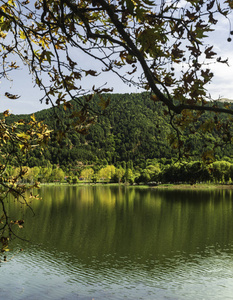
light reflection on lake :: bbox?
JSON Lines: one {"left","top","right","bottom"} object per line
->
{"left": 1, "top": 186, "right": 233, "bottom": 299}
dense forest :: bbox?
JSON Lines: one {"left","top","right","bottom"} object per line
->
{"left": 4, "top": 92, "right": 233, "bottom": 184}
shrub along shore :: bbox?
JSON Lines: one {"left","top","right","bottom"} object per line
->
{"left": 7, "top": 159, "right": 233, "bottom": 187}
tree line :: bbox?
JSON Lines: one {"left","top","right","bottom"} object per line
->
{"left": 7, "top": 159, "right": 233, "bottom": 186}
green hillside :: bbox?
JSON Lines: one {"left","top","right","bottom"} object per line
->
{"left": 6, "top": 92, "right": 233, "bottom": 169}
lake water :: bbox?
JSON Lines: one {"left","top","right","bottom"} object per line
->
{"left": 1, "top": 185, "right": 233, "bottom": 299}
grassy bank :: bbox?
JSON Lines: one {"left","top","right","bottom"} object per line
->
{"left": 152, "top": 183, "right": 233, "bottom": 190}
{"left": 39, "top": 182, "right": 233, "bottom": 190}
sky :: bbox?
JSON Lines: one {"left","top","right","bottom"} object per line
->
{"left": 0, "top": 3, "right": 233, "bottom": 115}
{"left": 0, "top": 51, "right": 143, "bottom": 115}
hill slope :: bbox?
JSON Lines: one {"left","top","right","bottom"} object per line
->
{"left": 6, "top": 92, "right": 233, "bottom": 168}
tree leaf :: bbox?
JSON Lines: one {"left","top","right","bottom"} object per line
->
{"left": 5, "top": 92, "right": 20, "bottom": 99}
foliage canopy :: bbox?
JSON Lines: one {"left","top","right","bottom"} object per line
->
{"left": 0, "top": 0, "right": 233, "bottom": 116}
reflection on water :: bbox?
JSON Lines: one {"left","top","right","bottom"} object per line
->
{"left": 1, "top": 186, "right": 233, "bottom": 299}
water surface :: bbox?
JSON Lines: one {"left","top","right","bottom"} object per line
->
{"left": 1, "top": 186, "right": 233, "bottom": 299}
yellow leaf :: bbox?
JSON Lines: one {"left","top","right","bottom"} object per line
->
{"left": 7, "top": 0, "right": 16, "bottom": 6}
{"left": 16, "top": 132, "right": 30, "bottom": 140}
{"left": 31, "top": 114, "right": 36, "bottom": 122}
{"left": 0, "top": 31, "right": 7, "bottom": 38}
{"left": 19, "top": 30, "right": 26, "bottom": 40}
{"left": 3, "top": 110, "right": 10, "bottom": 117}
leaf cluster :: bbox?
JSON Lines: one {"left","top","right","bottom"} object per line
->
{"left": 0, "top": 112, "right": 51, "bottom": 254}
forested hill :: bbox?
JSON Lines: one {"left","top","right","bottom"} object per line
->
{"left": 7, "top": 92, "right": 233, "bottom": 168}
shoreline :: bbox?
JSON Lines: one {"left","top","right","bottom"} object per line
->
{"left": 39, "top": 182, "right": 233, "bottom": 190}
{"left": 151, "top": 183, "right": 233, "bottom": 190}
